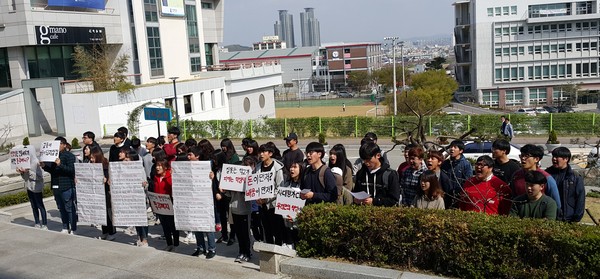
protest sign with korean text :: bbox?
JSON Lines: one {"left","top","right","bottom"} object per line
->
{"left": 245, "top": 171, "right": 275, "bottom": 201}
{"left": 39, "top": 141, "right": 60, "bottom": 162}
{"left": 10, "top": 146, "right": 32, "bottom": 170}
{"left": 219, "top": 164, "right": 252, "bottom": 192}
{"left": 275, "top": 187, "right": 305, "bottom": 219}
{"left": 109, "top": 161, "right": 148, "bottom": 226}
{"left": 148, "top": 191, "right": 174, "bottom": 215}
{"left": 75, "top": 163, "right": 107, "bottom": 225}
{"left": 172, "top": 161, "right": 215, "bottom": 232}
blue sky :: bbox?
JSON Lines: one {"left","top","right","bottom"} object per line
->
{"left": 223, "top": 0, "right": 457, "bottom": 46}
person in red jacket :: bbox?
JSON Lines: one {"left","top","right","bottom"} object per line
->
{"left": 459, "top": 155, "right": 512, "bottom": 215}
{"left": 163, "top": 127, "right": 180, "bottom": 162}
{"left": 152, "top": 159, "right": 179, "bottom": 251}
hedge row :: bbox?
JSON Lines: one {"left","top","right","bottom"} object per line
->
{"left": 173, "top": 113, "right": 600, "bottom": 139}
{"left": 0, "top": 186, "right": 52, "bottom": 208}
{"left": 296, "top": 204, "right": 600, "bottom": 279}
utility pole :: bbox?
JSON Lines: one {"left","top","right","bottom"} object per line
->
{"left": 169, "top": 77, "right": 180, "bottom": 129}
{"left": 294, "top": 68, "right": 303, "bottom": 107}
{"left": 384, "top": 36, "right": 399, "bottom": 115}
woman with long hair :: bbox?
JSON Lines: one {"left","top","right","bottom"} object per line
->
{"left": 413, "top": 170, "right": 445, "bottom": 210}
{"left": 152, "top": 159, "right": 179, "bottom": 251}
{"left": 89, "top": 146, "right": 117, "bottom": 240}
{"left": 328, "top": 144, "right": 354, "bottom": 191}
{"left": 220, "top": 138, "right": 240, "bottom": 165}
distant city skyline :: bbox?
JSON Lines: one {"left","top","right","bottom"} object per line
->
{"left": 224, "top": 0, "right": 456, "bottom": 46}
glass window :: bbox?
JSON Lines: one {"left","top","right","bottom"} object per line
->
{"left": 200, "top": 92, "right": 205, "bottom": 111}
{"left": 0, "top": 48, "right": 11, "bottom": 87}
{"left": 487, "top": 8, "right": 494, "bottom": 17}
{"left": 147, "top": 27, "right": 163, "bottom": 77}
{"left": 201, "top": 2, "right": 213, "bottom": 9}
{"left": 211, "top": 90, "right": 215, "bottom": 108}
{"left": 503, "top": 6, "right": 509, "bottom": 15}
{"left": 495, "top": 48, "right": 502, "bottom": 56}
{"left": 495, "top": 69, "right": 502, "bottom": 81}
{"left": 205, "top": 43, "right": 214, "bottom": 66}
{"left": 221, "top": 89, "right": 225, "bottom": 106}
{"left": 495, "top": 7, "right": 501, "bottom": 16}
{"left": 183, "top": 95, "right": 192, "bottom": 114}
{"left": 190, "top": 57, "right": 201, "bottom": 73}
{"left": 511, "top": 6, "right": 517, "bottom": 15}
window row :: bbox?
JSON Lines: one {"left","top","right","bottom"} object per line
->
{"left": 487, "top": 6, "right": 518, "bottom": 17}
{"left": 164, "top": 90, "right": 224, "bottom": 114}
{"left": 483, "top": 88, "right": 571, "bottom": 106}
{"left": 526, "top": 21, "right": 598, "bottom": 34}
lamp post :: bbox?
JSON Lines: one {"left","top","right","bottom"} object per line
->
{"left": 400, "top": 41, "right": 406, "bottom": 96}
{"left": 384, "top": 36, "right": 399, "bottom": 116}
{"left": 169, "top": 77, "right": 180, "bottom": 129}
{"left": 294, "top": 68, "right": 303, "bottom": 107}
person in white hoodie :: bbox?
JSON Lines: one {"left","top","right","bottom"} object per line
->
{"left": 256, "top": 142, "right": 285, "bottom": 245}
{"left": 16, "top": 145, "right": 47, "bottom": 229}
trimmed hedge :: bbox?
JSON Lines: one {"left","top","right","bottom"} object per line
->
{"left": 296, "top": 204, "right": 600, "bottom": 279}
{"left": 0, "top": 186, "right": 52, "bottom": 208}
{"left": 171, "top": 113, "right": 600, "bottom": 139}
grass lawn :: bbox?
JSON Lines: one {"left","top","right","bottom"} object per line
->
{"left": 581, "top": 196, "right": 600, "bottom": 225}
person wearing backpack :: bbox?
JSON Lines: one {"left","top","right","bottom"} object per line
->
{"left": 353, "top": 142, "right": 400, "bottom": 207}
{"left": 300, "top": 142, "right": 337, "bottom": 204}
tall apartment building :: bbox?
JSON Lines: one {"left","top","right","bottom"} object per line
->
{"left": 0, "top": 0, "right": 223, "bottom": 89}
{"left": 454, "top": 0, "right": 600, "bottom": 107}
{"left": 300, "top": 7, "right": 320, "bottom": 47}
{"left": 274, "top": 10, "right": 295, "bottom": 48}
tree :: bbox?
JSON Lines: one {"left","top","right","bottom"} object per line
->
{"left": 555, "top": 82, "right": 581, "bottom": 108}
{"left": 348, "top": 71, "right": 370, "bottom": 93}
{"left": 425, "top": 57, "right": 446, "bottom": 71}
{"left": 371, "top": 65, "right": 411, "bottom": 93}
{"left": 72, "top": 44, "right": 134, "bottom": 94}
{"left": 387, "top": 70, "right": 458, "bottom": 144}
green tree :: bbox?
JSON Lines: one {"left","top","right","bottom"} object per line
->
{"left": 348, "top": 71, "right": 370, "bottom": 93}
{"left": 555, "top": 82, "right": 581, "bottom": 108}
{"left": 72, "top": 44, "right": 134, "bottom": 94}
{"left": 387, "top": 70, "right": 458, "bottom": 144}
{"left": 372, "top": 65, "right": 411, "bottom": 94}
{"left": 425, "top": 56, "right": 446, "bottom": 71}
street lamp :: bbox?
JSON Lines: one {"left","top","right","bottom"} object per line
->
{"left": 384, "top": 36, "right": 399, "bottom": 116}
{"left": 294, "top": 68, "right": 303, "bottom": 107}
{"left": 399, "top": 41, "right": 406, "bottom": 96}
{"left": 169, "top": 77, "right": 180, "bottom": 129}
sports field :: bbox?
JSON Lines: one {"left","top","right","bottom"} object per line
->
{"left": 275, "top": 97, "right": 386, "bottom": 118}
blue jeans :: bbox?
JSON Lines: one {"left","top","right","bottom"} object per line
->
{"left": 136, "top": 226, "right": 149, "bottom": 240}
{"left": 53, "top": 188, "right": 77, "bottom": 231}
{"left": 27, "top": 190, "right": 47, "bottom": 225}
{"left": 194, "top": 231, "right": 216, "bottom": 252}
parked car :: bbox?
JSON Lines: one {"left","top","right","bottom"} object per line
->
{"left": 543, "top": 106, "right": 559, "bottom": 113}
{"left": 320, "top": 91, "right": 330, "bottom": 97}
{"left": 461, "top": 141, "right": 521, "bottom": 162}
{"left": 338, "top": 91, "right": 354, "bottom": 98}
{"left": 558, "top": 106, "right": 575, "bottom": 113}
{"left": 515, "top": 108, "right": 536, "bottom": 116}
{"left": 535, "top": 107, "right": 549, "bottom": 114}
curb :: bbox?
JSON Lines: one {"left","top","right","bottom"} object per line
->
{"left": 279, "top": 257, "right": 445, "bottom": 279}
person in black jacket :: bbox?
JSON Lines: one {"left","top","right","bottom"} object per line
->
{"left": 353, "top": 142, "right": 400, "bottom": 207}
{"left": 427, "top": 150, "right": 454, "bottom": 209}
{"left": 109, "top": 132, "right": 130, "bottom": 162}
{"left": 300, "top": 142, "right": 337, "bottom": 204}
{"left": 546, "top": 147, "right": 585, "bottom": 222}
{"left": 41, "top": 137, "right": 77, "bottom": 234}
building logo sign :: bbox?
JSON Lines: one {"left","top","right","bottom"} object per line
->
{"left": 161, "top": 0, "right": 185, "bottom": 17}
{"left": 36, "top": 26, "right": 106, "bottom": 45}
{"left": 332, "top": 51, "right": 339, "bottom": 58}
{"left": 48, "top": 0, "right": 106, "bottom": 10}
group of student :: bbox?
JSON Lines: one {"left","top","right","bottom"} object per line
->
{"left": 19, "top": 127, "right": 586, "bottom": 264}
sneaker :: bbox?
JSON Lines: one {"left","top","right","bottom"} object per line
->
{"left": 171, "top": 245, "right": 178, "bottom": 253}
{"left": 60, "top": 229, "right": 69, "bottom": 234}
{"left": 97, "top": 233, "right": 108, "bottom": 240}
{"left": 106, "top": 234, "right": 116, "bottom": 241}
{"left": 40, "top": 225, "right": 48, "bottom": 230}
{"left": 34, "top": 224, "right": 41, "bottom": 229}
{"left": 282, "top": 243, "right": 295, "bottom": 250}
{"left": 147, "top": 207, "right": 153, "bottom": 213}
{"left": 226, "top": 239, "right": 236, "bottom": 246}
{"left": 205, "top": 250, "right": 216, "bottom": 259}
{"left": 125, "top": 227, "right": 135, "bottom": 235}
{"left": 191, "top": 249, "right": 205, "bottom": 257}
{"left": 234, "top": 254, "right": 243, "bottom": 263}
{"left": 158, "top": 235, "right": 166, "bottom": 240}
{"left": 164, "top": 245, "right": 174, "bottom": 252}
{"left": 184, "top": 233, "right": 195, "bottom": 243}
{"left": 239, "top": 254, "right": 251, "bottom": 262}
{"left": 69, "top": 230, "right": 76, "bottom": 235}
{"left": 216, "top": 236, "right": 228, "bottom": 243}
{"left": 138, "top": 242, "right": 149, "bottom": 248}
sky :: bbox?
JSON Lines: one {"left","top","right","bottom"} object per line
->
{"left": 223, "top": 0, "right": 457, "bottom": 46}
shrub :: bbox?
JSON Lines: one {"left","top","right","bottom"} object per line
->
{"left": 22, "top": 137, "right": 30, "bottom": 146}
{"left": 71, "top": 137, "right": 81, "bottom": 149}
{"left": 547, "top": 130, "right": 559, "bottom": 144}
{"left": 318, "top": 132, "right": 327, "bottom": 145}
{"left": 0, "top": 186, "right": 53, "bottom": 208}
{"left": 297, "top": 204, "right": 600, "bottom": 279}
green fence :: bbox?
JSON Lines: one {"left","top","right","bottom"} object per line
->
{"left": 172, "top": 113, "right": 600, "bottom": 140}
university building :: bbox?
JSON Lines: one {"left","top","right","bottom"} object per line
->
{"left": 0, "top": 0, "right": 282, "bottom": 140}
{"left": 454, "top": 0, "right": 600, "bottom": 107}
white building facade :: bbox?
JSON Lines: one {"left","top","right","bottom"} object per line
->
{"left": 454, "top": 0, "right": 600, "bottom": 107}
